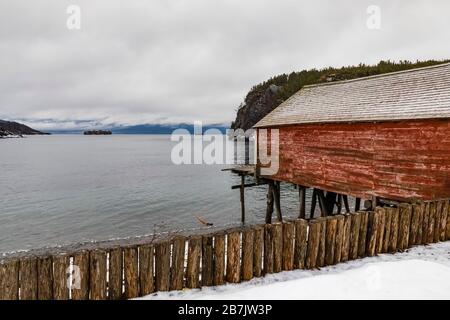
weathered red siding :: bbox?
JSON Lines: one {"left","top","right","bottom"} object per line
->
{"left": 264, "top": 119, "right": 450, "bottom": 201}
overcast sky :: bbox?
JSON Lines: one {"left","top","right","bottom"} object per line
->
{"left": 1, "top": 0, "right": 449, "bottom": 130}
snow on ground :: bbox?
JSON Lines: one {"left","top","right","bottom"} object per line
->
{"left": 141, "top": 242, "right": 450, "bottom": 300}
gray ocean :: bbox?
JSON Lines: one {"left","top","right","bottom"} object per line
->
{"left": 0, "top": 135, "right": 305, "bottom": 254}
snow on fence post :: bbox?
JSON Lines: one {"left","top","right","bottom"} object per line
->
{"left": 226, "top": 231, "right": 241, "bottom": 283}
{"left": 52, "top": 254, "right": 69, "bottom": 300}
{"left": 89, "top": 249, "right": 107, "bottom": 300}
{"left": 186, "top": 235, "right": 201, "bottom": 289}
{"left": 241, "top": 227, "right": 255, "bottom": 281}
{"left": 349, "top": 213, "right": 361, "bottom": 260}
{"left": 154, "top": 242, "right": 170, "bottom": 293}
{"left": 202, "top": 234, "right": 214, "bottom": 287}
{"left": 0, "top": 259, "right": 19, "bottom": 300}
{"left": 72, "top": 251, "right": 89, "bottom": 300}
{"left": 19, "top": 257, "right": 38, "bottom": 300}
{"left": 358, "top": 211, "right": 369, "bottom": 257}
{"left": 170, "top": 237, "right": 185, "bottom": 291}
{"left": 305, "top": 220, "right": 320, "bottom": 269}
{"left": 324, "top": 216, "right": 337, "bottom": 266}
{"left": 253, "top": 226, "right": 264, "bottom": 277}
{"left": 293, "top": 219, "right": 307, "bottom": 269}
{"left": 282, "top": 221, "right": 295, "bottom": 271}
{"left": 109, "top": 247, "right": 124, "bottom": 300}
{"left": 213, "top": 233, "right": 226, "bottom": 286}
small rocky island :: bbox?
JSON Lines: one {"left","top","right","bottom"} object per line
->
{"left": 0, "top": 119, "right": 49, "bottom": 138}
{"left": 83, "top": 130, "right": 112, "bottom": 135}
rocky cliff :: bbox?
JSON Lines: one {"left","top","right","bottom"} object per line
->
{"left": 0, "top": 120, "right": 48, "bottom": 137}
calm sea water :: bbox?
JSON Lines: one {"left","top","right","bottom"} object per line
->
{"left": 0, "top": 135, "right": 303, "bottom": 253}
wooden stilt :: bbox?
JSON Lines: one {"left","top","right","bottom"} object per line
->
{"left": 299, "top": 186, "right": 306, "bottom": 219}
{"left": 317, "top": 190, "right": 328, "bottom": 217}
{"left": 343, "top": 195, "right": 350, "bottom": 213}
{"left": 273, "top": 181, "right": 282, "bottom": 222}
{"left": 265, "top": 182, "right": 274, "bottom": 224}
{"left": 355, "top": 198, "right": 361, "bottom": 211}
{"left": 336, "top": 195, "right": 342, "bottom": 215}
{"left": 310, "top": 189, "right": 317, "bottom": 219}
{"left": 240, "top": 175, "right": 245, "bottom": 224}
{"left": 324, "top": 192, "right": 337, "bottom": 215}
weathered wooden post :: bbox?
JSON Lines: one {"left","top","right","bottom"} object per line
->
{"left": 213, "top": 233, "right": 226, "bottom": 286}
{"left": 124, "top": 246, "right": 140, "bottom": 298}
{"left": 139, "top": 244, "right": 154, "bottom": 296}
{"left": 170, "top": 237, "right": 185, "bottom": 291}
{"left": 226, "top": 231, "right": 241, "bottom": 283}
{"left": 0, "top": 259, "right": 19, "bottom": 300}
{"left": 299, "top": 187, "right": 306, "bottom": 219}
{"left": 349, "top": 213, "right": 361, "bottom": 260}
{"left": 253, "top": 226, "right": 264, "bottom": 277}
{"left": 334, "top": 215, "right": 345, "bottom": 264}
{"left": 325, "top": 217, "right": 337, "bottom": 266}
{"left": 358, "top": 211, "right": 369, "bottom": 258}
{"left": 241, "top": 228, "right": 255, "bottom": 281}
{"left": 341, "top": 214, "right": 351, "bottom": 262}
{"left": 52, "top": 254, "right": 69, "bottom": 300}
{"left": 282, "top": 221, "right": 295, "bottom": 271}
{"left": 264, "top": 224, "right": 274, "bottom": 274}
{"left": 89, "top": 250, "right": 107, "bottom": 300}
{"left": 202, "top": 235, "right": 214, "bottom": 286}
{"left": 154, "top": 242, "right": 170, "bottom": 292}
{"left": 186, "top": 236, "right": 201, "bottom": 289}
{"left": 37, "top": 256, "right": 53, "bottom": 300}
{"left": 20, "top": 257, "right": 38, "bottom": 300}
{"left": 305, "top": 220, "right": 320, "bottom": 269}
{"left": 293, "top": 219, "right": 308, "bottom": 269}
{"left": 72, "top": 251, "right": 89, "bottom": 300}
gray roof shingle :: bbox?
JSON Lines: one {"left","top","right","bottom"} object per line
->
{"left": 254, "top": 63, "right": 450, "bottom": 128}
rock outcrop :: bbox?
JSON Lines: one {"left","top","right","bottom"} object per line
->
{"left": 0, "top": 120, "right": 49, "bottom": 137}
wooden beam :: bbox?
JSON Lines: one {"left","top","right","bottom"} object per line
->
{"left": 299, "top": 187, "right": 306, "bottom": 219}
{"left": 240, "top": 175, "right": 245, "bottom": 223}
{"left": 310, "top": 189, "right": 317, "bottom": 219}
{"left": 317, "top": 190, "right": 328, "bottom": 217}
{"left": 336, "top": 194, "right": 342, "bottom": 215}
{"left": 324, "top": 191, "right": 337, "bottom": 215}
{"left": 273, "top": 181, "right": 282, "bottom": 222}
{"left": 355, "top": 198, "right": 361, "bottom": 211}
{"left": 265, "top": 182, "right": 274, "bottom": 224}
{"left": 343, "top": 195, "right": 351, "bottom": 213}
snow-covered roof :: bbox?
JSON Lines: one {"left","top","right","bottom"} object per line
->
{"left": 254, "top": 63, "right": 450, "bottom": 128}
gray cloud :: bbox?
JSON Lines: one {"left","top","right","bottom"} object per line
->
{"left": 0, "top": 0, "right": 449, "bottom": 130}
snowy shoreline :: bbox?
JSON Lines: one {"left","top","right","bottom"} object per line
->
{"left": 140, "top": 242, "right": 450, "bottom": 300}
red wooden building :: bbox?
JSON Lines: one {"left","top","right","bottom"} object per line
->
{"left": 251, "top": 63, "right": 450, "bottom": 220}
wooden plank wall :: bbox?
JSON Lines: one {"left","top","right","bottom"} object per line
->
{"left": 1, "top": 200, "right": 449, "bottom": 300}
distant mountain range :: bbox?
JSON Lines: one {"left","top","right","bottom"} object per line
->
{"left": 49, "top": 123, "right": 229, "bottom": 135}
{"left": 0, "top": 120, "right": 49, "bottom": 137}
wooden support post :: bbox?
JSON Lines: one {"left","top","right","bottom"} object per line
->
{"left": 264, "top": 224, "right": 274, "bottom": 274}
{"left": 410, "top": 204, "right": 422, "bottom": 246}
{"left": 37, "top": 256, "right": 53, "bottom": 300}
{"left": 139, "top": 245, "right": 154, "bottom": 297}
{"left": 109, "top": 247, "right": 124, "bottom": 300}
{"left": 124, "top": 247, "right": 139, "bottom": 298}
{"left": 426, "top": 202, "right": 436, "bottom": 244}
{"left": 343, "top": 195, "right": 351, "bottom": 213}
{"left": 72, "top": 251, "right": 89, "bottom": 300}
{"left": 388, "top": 207, "right": 399, "bottom": 252}
{"left": 273, "top": 182, "right": 282, "bottom": 222}
{"left": 317, "top": 190, "right": 328, "bottom": 217}
{"left": 355, "top": 198, "right": 361, "bottom": 212}
{"left": 358, "top": 211, "right": 369, "bottom": 258}
{"left": 434, "top": 200, "right": 443, "bottom": 243}
{"left": 440, "top": 200, "right": 449, "bottom": 242}
{"left": 325, "top": 217, "right": 337, "bottom": 266}
{"left": 240, "top": 175, "right": 245, "bottom": 224}
{"left": 202, "top": 235, "right": 214, "bottom": 286}
{"left": 349, "top": 213, "right": 361, "bottom": 260}
{"left": 336, "top": 195, "right": 342, "bottom": 215}
{"left": 382, "top": 208, "right": 393, "bottom": 253}
{"left": 341, "top": 214, "right": 351, "bottom": 262}
{"left": 299, "top": 187, "right": 306, "bottom": 219}
{"left": 294, "top": 219, "right": 308, "bottom": 269}
{"left": 334, "top": 215, "right": 345, "bottom": 264}
{"left": 20, "top": 257, "right": 38, "bottom": 300}
{"left": 241, "top": 228, "right": 255, "bottom": 281}
{"left": 422, "top": 202, "right": 430, "bottom": 245}
{"left": 186, "top": 236, "right": 201, "bottom": 289}
{"left": 375, "top": 208, "right": 386, "bottom": 254}
{"left": 226, "top": 231, "right": 241, "bottom": 283}
{"left": 0, "top": 259, "right": 19, "bottom": 300}
{"left": 447, "top": 201, "right": 450, "bottom": 241}
{"left": 273, "top": 223, "right": 283, "bottom": 273}
{"left": 89, "top": 250, "right": 107, "bottom": 300}
{"left": 305, "top": 220, "right": 321, "bottom": 269}
{"left": 253, "top": 226, "right": 264, "bottom": 277}
{"left": 52, "top": 254, "right": 69, "bottom": 300}
{"left": 282, "top": 222, "right": 295, "bottom": 271}
{"left": 398, "top": 204, "right": 412, "bottom": 250}
{"left": 310, "top": 189, "right": 317, "bottom": 219}
{"left": 366, "top": 211, "right": 379, "bottom": 257}
{"left": 170, "top": 237, "right": 185, "bottom": 291}
{"left": 416, "top": 202, "right": 425, "bottom": 245}
{"left": 317, "top": 218, "right": 326, "bottom": 267}
{"left": 266, "top": 182, "right": 274, "bottom": 224}
{"left": 154, "top": 242, "right": 170, "bottom": 292}
{"left": 213, "top": 234, "right": 226, "bottom": 286}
